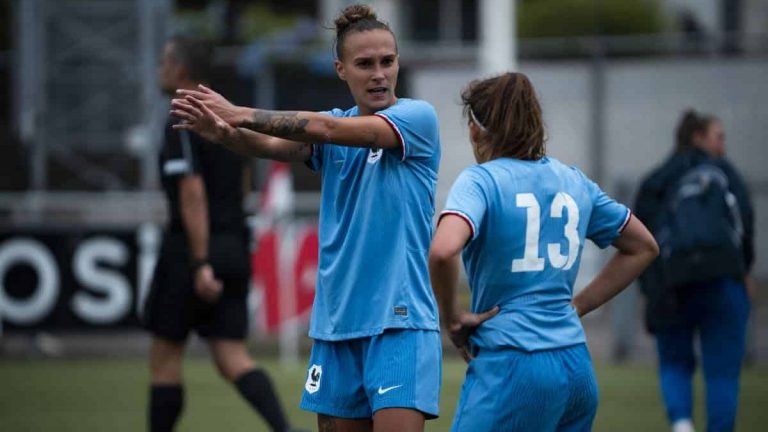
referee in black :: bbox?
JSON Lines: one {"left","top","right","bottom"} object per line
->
{"left": 144, "top": 36, "right": 296, "bottom": 432}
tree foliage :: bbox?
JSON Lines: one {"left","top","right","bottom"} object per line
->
{"left": 519, "top": 0, "right": 669, "bottom": 38}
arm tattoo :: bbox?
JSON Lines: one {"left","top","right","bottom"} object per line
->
{"left": 286, "top": 143, "right": 311, "bottom": 158}
{"left": 318, "top": 415, "right": 337, "bottom": 432}
{"left": 241, "top": 110, "right": 309, "bottom": 139}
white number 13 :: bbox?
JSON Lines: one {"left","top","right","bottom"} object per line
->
{"left": 511, "top": 192, "right": 580, "bottom": 273}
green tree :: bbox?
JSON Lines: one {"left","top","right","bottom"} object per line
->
{"left": 519, "top": 0, "right": 669, "bottom": 38}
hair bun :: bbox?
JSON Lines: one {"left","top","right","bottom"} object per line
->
{"left": 335, "top": 4, "right": 377, "bottom": 34}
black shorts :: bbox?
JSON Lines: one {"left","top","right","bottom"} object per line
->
{"left": 142, "top": 232, "right": 251, "bottom": 342}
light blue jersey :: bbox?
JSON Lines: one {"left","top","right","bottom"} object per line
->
{"left": 442, "top": 157, "right": 630, "bottom": 352}
{"left": 306, "top": 98, "right": 441, "bottom": 340}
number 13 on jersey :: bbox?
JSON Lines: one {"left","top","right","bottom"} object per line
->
{"left": 512, "top": 192, "right": 581, "bottom": 273}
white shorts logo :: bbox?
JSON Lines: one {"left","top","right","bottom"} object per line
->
{"left": 367, "top": 148, "right": 383, "bottom": 164}
{"left": 305, "top": 364, "right": 322, "bottom": 394}
{"left": 377, "top": 384, "right": 403, "bottom": 395}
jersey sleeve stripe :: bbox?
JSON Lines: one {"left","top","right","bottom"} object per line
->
{"left": 373, "top": 113, "right": 406, "bottom": 162}
{"left": 619, "top": 210, "right": 632, "bottom": 233}
{"left": 439, "top": 210, "right": 476, "bottom": 239}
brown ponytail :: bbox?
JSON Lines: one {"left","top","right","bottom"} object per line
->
{"left": 461, "top": 72, "right": 546, "bottom": 161}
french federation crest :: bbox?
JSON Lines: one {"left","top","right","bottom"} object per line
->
{"left": 305, "top": 364, "right": 322, "bottom": 394}
{"left": 367, "top": 148, "right": 383, "bottom": 164}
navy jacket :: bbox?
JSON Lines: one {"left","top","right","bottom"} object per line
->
{"left": 634, "top": 148, "right": 754, "bottom": 333}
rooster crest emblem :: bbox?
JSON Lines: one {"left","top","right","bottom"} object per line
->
{"left": 305, "top": 364, "right": 322, "bottom": 394}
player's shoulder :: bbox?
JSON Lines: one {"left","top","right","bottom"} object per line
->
{"left": 397, "top": 98, "right": 436, "bottom": 111}
{"left": 403, "top": 98, "right": 438, "bottom": 119}
{"left": 549, "top": 159, "right": 609, "bottom": 203}
{"left": 380, "top": 98, "right": 437, "bottom": 122}
{"left": 546, "top": 157, "right": 592, "bottom": 183}
{"left": 324, "top": 106, "right": 359, "bottom": 118}
{"left": 455, "top": 163, "right": 495, "bottom": 189}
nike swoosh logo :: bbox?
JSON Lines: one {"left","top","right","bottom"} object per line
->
{"left": 377, "top": 385, "right": 403, "bottom": 395}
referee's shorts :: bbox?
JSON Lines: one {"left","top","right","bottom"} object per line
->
{"left": 142, "top": 231, "right": 251, "bottom": 342}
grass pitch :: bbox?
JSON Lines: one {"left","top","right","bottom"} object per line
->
{"left": 1, "top": 356, "right": 767, "bottom": 431}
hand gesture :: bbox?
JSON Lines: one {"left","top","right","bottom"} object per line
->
{"left": 448, "top": 306, "right": 500, "bottom": 363}
{"left": 193, "top": 264, "right": 223, "bottom": 303}
{"left": 170, "top": 96, "right": 237, "bottom": 145}
{"left": 175, "top": 84, "right": 243, "bottom": 127}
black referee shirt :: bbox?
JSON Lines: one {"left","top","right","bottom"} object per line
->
{"left": 159, "top": 117, "right": 247, "bottom": 234}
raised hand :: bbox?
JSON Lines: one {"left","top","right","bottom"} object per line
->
{"left": 175, "top": 84, "right": 245, "bottom": 127}
{"left": 170, "top": 96, "right": 237, "bottom": 145}
{"left": 448, "top": 306, "right": 500, "bottom": 363}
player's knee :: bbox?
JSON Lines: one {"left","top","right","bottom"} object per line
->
{"left": 223, "top": 357, "right": 257, "bottom": 382}
{"left": 213, "top": 357, "right": 235, "bottom": 381}
{"left": 150, "top": 354, "right": 183, "bottom": 383}
{"left": 215, "top": 361, "right": 246, "bottom": 382}
{"left": 150, "top": 338, "right": 184, "bottom": 383}
{"left": 210, "top": 343, "right": 255, "bottom": 382}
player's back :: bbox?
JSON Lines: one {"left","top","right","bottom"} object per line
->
{"left": 444, "top": 156, "right": 629, "bottom": 352}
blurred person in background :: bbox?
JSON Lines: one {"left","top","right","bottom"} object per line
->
{"left": 429, "top": 72, "right": 658, "bottom": 431}
{"left": 634, "top": 110, "right": 755, "bottom": 432}
{"left": 143, "top": 36, "right": 296, "bottom": 432}
{"left": 168, "top": 4, "right": 452, "bottom": 431}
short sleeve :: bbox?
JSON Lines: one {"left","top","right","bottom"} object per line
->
{"left": 586, "top": 179, "right": 631, "bottom": 249}
{"left": 374, "top": 99, "right": 439, "bottom": 162}
{"left": 439, "top": 167, "right": 489, "bottom": 241}
{"left": 162, "top": 123, "right": 201, "bottom": 178}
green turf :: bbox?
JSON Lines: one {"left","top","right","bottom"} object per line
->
{"left": 0, "top": 357, "right": 766, "bottom": 431}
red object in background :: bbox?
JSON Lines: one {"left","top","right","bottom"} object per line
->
{"left": 251, "top": 227, "right": 318, "bottom": 333}
{"left": 251, "top": 229, "right": 281, "bottom": 331}
{"left": 294, "top": 228, "right": 319, "bottom": 321}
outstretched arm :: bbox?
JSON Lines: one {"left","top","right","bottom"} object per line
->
{"left": 572, "top": 215, "right": 659, "bottom": 317}
{"left": 170, "top": 96, "right": 311, "bottom": 162}
{"left": 429, "top": 215, "right": 499, "bottom": 362}
{"left": 223, "top": 128, "right": 313, "bottom": 162}
{"left": 173, "top": 85, "right": 399, "bottom": 150}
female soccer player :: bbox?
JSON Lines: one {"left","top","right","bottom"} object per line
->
{"left": 169, "top": 4, "right": 461, "bottom": 431}
{"left": 429, "top": 72, "right": 659, "bottom": 431}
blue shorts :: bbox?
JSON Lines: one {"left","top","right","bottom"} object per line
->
{"left": 300, "top": 329, "right": 441, "bottom": 419}
{"left": 452, "top": 343, "right": 597, "bottom": 432}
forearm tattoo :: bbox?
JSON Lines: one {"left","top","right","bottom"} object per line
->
{"left": 241, "top": 110, "right": 310, "bottom": 139}
{"left": 287, "top": 143, "right": 311, "bottom": 158}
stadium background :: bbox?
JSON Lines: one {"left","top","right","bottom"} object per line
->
{"left": 0, "top": 0, "right": 767, "bottom": 430}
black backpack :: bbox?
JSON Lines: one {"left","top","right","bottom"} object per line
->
{"left": 655, "top": 162, "right": 745, "bottom": 289}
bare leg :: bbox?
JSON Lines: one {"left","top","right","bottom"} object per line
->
{"left": 208, "top": 339, "right": 255, "bottom": 381}
{"left": 209, "top": 339, "right": 289, "bottom": 432}
{"left": 148, "top": 337, "right": 186, "bottom": 432}
{"left": 373, "top": 408, "right": 425, "bottom": 432}
{"left": 318, "top": 414, "right": 373, "bottom": 432}
{"left": 150, "top": 336, "right": 185, "bottom": 384}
